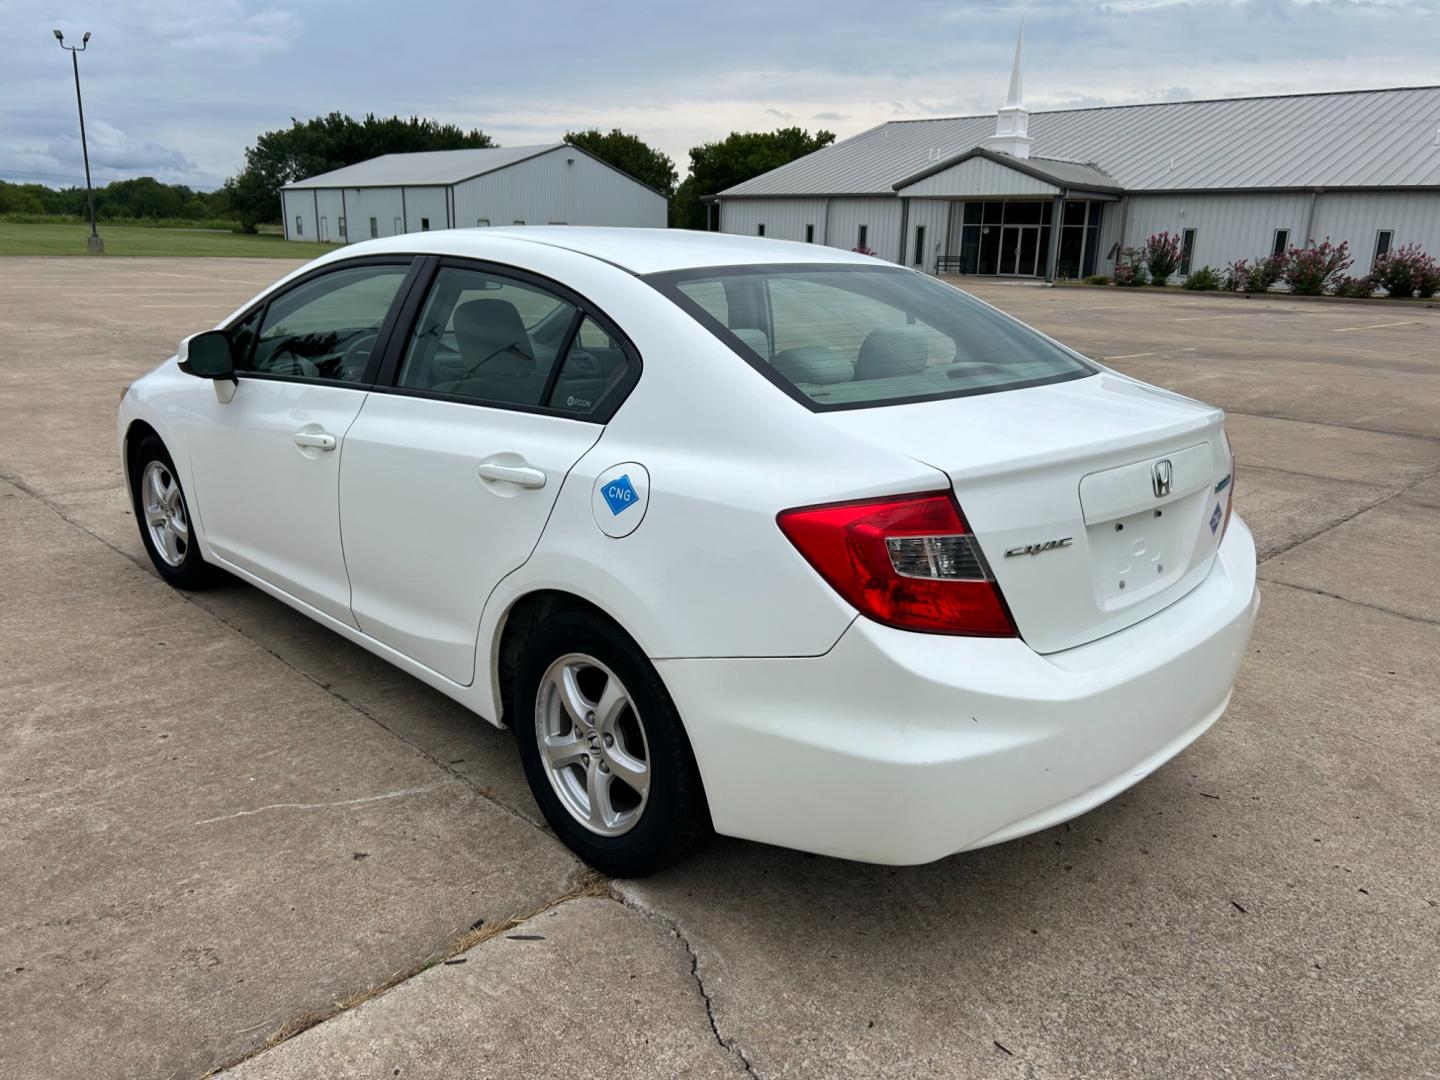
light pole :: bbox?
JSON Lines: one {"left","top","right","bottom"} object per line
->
{"left": 53, "top": 29, "right": 103, "bottom": 254}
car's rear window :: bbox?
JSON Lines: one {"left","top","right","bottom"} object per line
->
{"left": 648, "top": 264, "right": 1093, "bottom": 410}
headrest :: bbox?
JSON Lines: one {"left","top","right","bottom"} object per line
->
{"left": 773, "top": 346, "right": 854, "bottom": 386}
{"left": 454, "top": 299, "right": 532, "bottom": 374}
{"left": 855, "top": 325, "right": 930, "bottom": 381}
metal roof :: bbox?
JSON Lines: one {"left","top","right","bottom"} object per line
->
{"left": 283, "top": 144, "right": 564, "bottom": 189}
{"left": 720, "top": 86, "right": 1440, "bottom": 198}
{"left": 893, "top": 149, "right": 1120, "bottom": 194}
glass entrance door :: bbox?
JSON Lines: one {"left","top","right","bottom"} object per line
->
{"left": 999, "top": 225, "right": 1041, "bottom": 276}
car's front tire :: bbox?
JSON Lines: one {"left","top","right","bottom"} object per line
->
{"left": 129, "top": 433, "right": 222, "bottom": 590}
{"left": 514, "top": 608, "right": 710, "bottom": 877}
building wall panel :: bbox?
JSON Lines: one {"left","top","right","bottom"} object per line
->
{"left": 717, "top": 198, "right": 827, "bottom": 243}
{"left": 1310, "top": 191, "right": 1440, "bottom": 273}
{"left": 820, "top": 197, "right": 904, "bottom": 260}
{"left": 451, "top": 146, "right": 666, "bottom": 229}
{"left": 1119, "top": 192, "right": 1313, "bottom": 275}
{"left": 401, "top": 187, "right": 449, "bottom": 234}
{"left": 902, "top": 199, "right": 952, "bottom": 273}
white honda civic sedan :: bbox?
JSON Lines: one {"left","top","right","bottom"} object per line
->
{"left": 118, "top": 227, "right": 1258, "bottom": 876}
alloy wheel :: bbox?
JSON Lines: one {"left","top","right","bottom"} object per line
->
{"left": 535, "top": 653, "right": 651, "bottom": 836}
{"left": 141, "top": 460, "right": 189, "bottom": 567}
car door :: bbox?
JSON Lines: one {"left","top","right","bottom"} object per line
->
{"left": 186, "top": 258, "right": 415, "bottom": 625}
{"left": 338, "top": 260, "right": 639, "bottom": 684}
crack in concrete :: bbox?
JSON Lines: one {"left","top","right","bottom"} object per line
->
{"left": 1259, "top": 578, "right": 1440, "bottom": 629}
{"left": 1257, "top": 463, "right": 1440, "bottom": 567}
{"left": 610, "top": 888, "right": 761, "bottom": 1080}
{"left": 192, "top": 780, "right": 457, "bottom": 826}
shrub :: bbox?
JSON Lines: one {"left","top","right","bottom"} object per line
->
{"left": 1226, "top": 254, "right": 1283, "bottom": 293}
{"left": 1330, "top": 274, "right": 1375, "bottom": 299}
{"left": 1114, "top": 246, "right": 1148, "bottom": 287}
{"left": 1281, "top": 239, "right": 1352, "bottom": 296}
{"left": 850, "top": 245, "right": 877, "bottom": 257}
{"left": 1182, "top": 265, "right": 1221, "bottom": 291}
{"left": 1371, "top": 243, "right": 1439, "bottom": 298}
{"left": 1143, "top": 231, "right": 1182, "bottom": 284}
{"left": 1081, "top": 274, "right": 1111, "bottom": 285}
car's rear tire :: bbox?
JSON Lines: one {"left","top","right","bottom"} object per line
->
{"left": 514, "top": 608, "right": 710, "bottom": 877}
{"left": 129, "top": 434, "right": 222, "bottom": 590}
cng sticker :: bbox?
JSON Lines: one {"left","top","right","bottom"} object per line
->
{"left": 592, "top": 463, "right": 650, "bottom": 538}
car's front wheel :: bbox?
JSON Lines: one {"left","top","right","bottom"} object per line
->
{"left": 515, "top": 609, "right": 710, "bottom": 876}
{"left": 129, "top": 434, "right": 221, "bottom": 589}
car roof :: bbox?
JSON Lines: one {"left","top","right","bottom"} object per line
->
{"left": 330, "top": 226, "right": 882, "bottom": 276}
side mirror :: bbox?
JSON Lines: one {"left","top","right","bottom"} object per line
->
{"left": 178, "top": 330, "right": 236, "bottom": 381}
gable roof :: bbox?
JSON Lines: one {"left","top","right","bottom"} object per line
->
{"left": 719, "top": 85, "right": 1440, "bottom": 198}
{"left": 894, "top": 148, "right": 1121, "bottom": 194}
{"left": 283, "top": 144, "right": 564, "bottom": 189}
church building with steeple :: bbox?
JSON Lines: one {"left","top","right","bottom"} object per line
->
{"left": 709, "top": 25, "right": 1440, "bottom": 281}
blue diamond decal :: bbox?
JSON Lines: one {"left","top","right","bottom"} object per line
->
{"left": 602, "top": 474, "right": 638, "bottom": 516}
{"left": 1209, "top": 503, "right": 1223, "bottom": 534}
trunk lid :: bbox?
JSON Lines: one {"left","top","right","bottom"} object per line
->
{"left": 820, "top": 371, "right": 1234, "bottom": 653}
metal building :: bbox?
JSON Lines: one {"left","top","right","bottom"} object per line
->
{"left": 280, "top": 143, "right": 667, "bottom": 243}
{"left": 713, "top": 30, "right": 1440, "bottom": 281}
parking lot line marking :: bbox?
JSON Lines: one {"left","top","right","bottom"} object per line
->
{"left": 1105, "top": 352, "right": 1155, "bottom": 359}
{"left": 1331, "top": 320, "right": 1420, "bottom": 333}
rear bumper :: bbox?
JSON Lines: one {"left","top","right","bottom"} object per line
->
{"left": 658, "top": 517, "right": 1259, "bottom": 865}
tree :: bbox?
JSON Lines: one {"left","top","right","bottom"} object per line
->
{"left": 670, "top": 127, "right": 835, "bottom": 230}
{"left": 224, "top": 113, "right": 495, "bottom": 231}
{"left": 563, "top": 129, "right": 677, "bottom": 198}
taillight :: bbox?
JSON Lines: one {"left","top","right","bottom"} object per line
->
{"left": 777, "top": 492, "right": 1016, "bottom": 636}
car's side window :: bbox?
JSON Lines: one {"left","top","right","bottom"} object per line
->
{"left": 245, "top": 264, "right": 410, "bottom": 383}
{"left": 546, "top": 317, "right": 633, "bottom": 417}
{"left": 396, "top": 266, "right": 578, "bottom": 407}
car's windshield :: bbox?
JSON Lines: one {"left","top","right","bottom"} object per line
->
{"left": 649, "top": 264, "right": 1093, "bottom": 410}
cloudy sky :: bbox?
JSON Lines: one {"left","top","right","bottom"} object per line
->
{"left": 3, "top": 0, "right": 1435, "bottom": 191}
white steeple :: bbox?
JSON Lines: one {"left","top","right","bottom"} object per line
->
{"left": 988, "top": 19, "right": 1032, "bottom": 159}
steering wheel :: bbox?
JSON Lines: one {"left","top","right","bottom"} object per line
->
{"left": 337, "top": 332, "right": 378, "bottom": 379}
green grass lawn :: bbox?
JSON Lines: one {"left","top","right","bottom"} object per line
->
{"left": 0, "top": 220, "right": 342, "bottom": 258}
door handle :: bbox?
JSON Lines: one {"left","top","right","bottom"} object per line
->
{"left": 477, "top": 463, "right": 546, "bottom": 489}
{"left": 293, "top": 431, "right": 337, "bottom": 451}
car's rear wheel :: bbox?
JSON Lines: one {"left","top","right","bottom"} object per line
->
{"left": 514, "top": 609, "right": 710, "bottom": 876}
{"left": 129, "top": 434, "right": 221, "bottom": 589}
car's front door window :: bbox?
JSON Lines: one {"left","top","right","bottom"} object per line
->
{"left": 247, "top": 264, "right": 409, "bottom": 383}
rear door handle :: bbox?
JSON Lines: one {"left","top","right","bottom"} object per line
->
{"left": 477, "top": 463, "right": 547, "bottom": 489}
{"left": 293, "top": 431, "right": 337, "bottom": 451}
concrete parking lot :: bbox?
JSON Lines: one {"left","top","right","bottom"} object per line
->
{"left": 2, "top": 257, "right": 1438, "bottom": 1079}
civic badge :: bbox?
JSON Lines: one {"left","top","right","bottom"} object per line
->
{"left": 1152, "top": 459, "right": 1173, "bottom": 498}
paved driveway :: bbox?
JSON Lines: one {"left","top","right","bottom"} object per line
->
{"left": 2, "top": 259, "right": 1437, "bottom": 1079}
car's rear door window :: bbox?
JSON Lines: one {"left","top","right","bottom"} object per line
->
{"left": 652, "top": 264, "right": 1093, "bottom": 410}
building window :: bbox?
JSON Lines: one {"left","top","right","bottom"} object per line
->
{"left": 548, "top": 221, "right": 567, "bottom": 225}
{"left": 1374, "top": 229, "right": 1394, "bottom": 268}
{"left": 913, "top": 225, "right": 926, "bottom": 267}
{"left": 857, "top": 224, "right": 868, "bottom": 250}
{"left": 513, "top": 220, "right": 525, "bottom": 226}
{"left": 420, "top": 217, "right": 430, "bottom": 231}
{"left": 294, "top": 215, "right": 303, "bottom": 237}
{"left": 369, "top": 216, "right": 378, "bottom": 239}
{"left": 1271, "top": 229, "right": 1290, "bottom": 258}
{"left": 1179, "top": 228, "right": 1197, "bottom": 277}
{"left": 757, "top": 224, "right": 766, "bottom": 237}
{"left": 805, "top": 224, "right": 815, "bottom": 243}
{"left": 394, "top": 217, "right": 402, "bottom": 234}
{"left": 338, "top": 216, "right": 347, "bottom": 238}
{"left": 476, "top": 218, "right": 489, "bottom": 227}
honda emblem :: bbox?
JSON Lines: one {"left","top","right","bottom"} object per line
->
{"left": 1152, "top": 459, "right": 1173, "bottom": 498}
